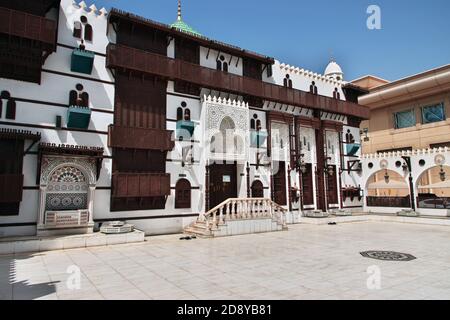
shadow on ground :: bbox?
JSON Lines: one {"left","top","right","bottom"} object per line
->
{"left": 0, "top": 254, "right": 59, "bottom": 300}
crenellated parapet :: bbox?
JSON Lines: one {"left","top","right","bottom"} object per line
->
{"left": 361, "top": 147, "right": 450, "bottom": 160}
{"left": 70, "top": 0, "right": 108, "bottom": 17}
{"left": 202, "top": 95, "right": 249, "bottom": 109}
{"left": 279, "top": 63, "right": 345, "bottom": 87}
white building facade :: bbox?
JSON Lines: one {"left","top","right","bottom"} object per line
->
{"left": 0, "top": 0, "right": 369, "bottom": 237}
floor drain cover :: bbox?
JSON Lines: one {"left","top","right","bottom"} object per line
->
{"left": 360, "top": 251, "right": 416, "bottom": 261}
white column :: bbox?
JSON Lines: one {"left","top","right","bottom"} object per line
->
{"left": 37, "top": 186, "right": 47, "bottom": 229}
{"left": 88, "top": 185, "right": 96, "bottom": 224}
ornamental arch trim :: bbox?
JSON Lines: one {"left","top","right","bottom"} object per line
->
{"left": 40, "top": 156, "right": 97, "bottom": 186}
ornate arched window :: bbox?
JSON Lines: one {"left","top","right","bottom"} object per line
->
{"left": 177, "top": 107, "right": 183, "bottom": 121}
{"left": 217, "top": 55, "right": 227, "bottom": 72}
{"left": 333, "top": 88, "right": 340, "bottom": 99}
{"left": 84, "top": 24, "right": 93, "bottom": 42}
{"left": 250, "top": 113, "right": 258, "bottom": 130}
{"left": 250, "top": 113, "right": 261, "bottom": 131}
{"left": 211, "top": 117, "right": 237, "bottom": 154}
{"left": 46, "top": 166, "right": 89, "bottom": 211}
{"left": 5, "top": 99, "right": 15, "bottom": 120}
{"left": 73, "top": 21, "right": 82, "bottom": 38}
{"left": 74, "top": 16, "right": 93, "bottom": 42}
{"left": 223, "top": 62, "right": 228, "bottom": 73}
{"left": 1, "top": 91, "right": 16, "bottom": 120}
{"left": 283, "top": 74, "right": 292, "bottom": 88}
{"left": 184, "top": 108, "right": 191, "bottom": 121}
{"left": 175, "top": 179, "right": 191, "bottom": 209}
{"left": 69, "top": 84, "right": 89, "bottom": 107}
{"left": 310, "top": 81, "right": 318, "bottom": 95}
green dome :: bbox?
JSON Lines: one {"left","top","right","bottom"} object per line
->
{"left": 170, "top": 19, "right": 201, "bottom": 37}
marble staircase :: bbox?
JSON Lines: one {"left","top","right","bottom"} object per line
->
{"left": 184, "top": 198, "right": 288, "bottom": 238}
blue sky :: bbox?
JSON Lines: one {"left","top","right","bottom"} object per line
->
{"left": 92, "top": 0, "right": 450, "bottom": 81}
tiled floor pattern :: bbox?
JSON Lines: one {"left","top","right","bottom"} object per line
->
{"left": 1, "top": 222, "right": 450, "bottom": 300}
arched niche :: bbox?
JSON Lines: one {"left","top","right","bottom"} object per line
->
{"left": 416, "top": 165, "right": 450, "bottom": 209}
{"left": 366, "top": 169, "right": 409, "bottom": 197}
{"left": 365, "top": 169, "right": 411, "bottom": 208}
{"left": 251, "top": 180, "right": 264, "bottom": 198}
{"left": 37, "top": 156, "right": 98, "bottom": 229}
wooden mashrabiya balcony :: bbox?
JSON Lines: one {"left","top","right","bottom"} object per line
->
{"left": 0, "top": 7, "right": 56, "bottom": 48}
{"left": 106, "top": 44, "right": 370, "bottom": 119}
{"left": 112, "top": 173, "right": 171, "bottom": 198}
{"left": 108, "top": 125, "right": 175, "bottom": 151}
{"left": 0, "top": 174, "right": 24, "bottom": 203}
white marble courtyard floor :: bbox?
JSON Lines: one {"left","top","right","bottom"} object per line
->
{"left": 1, "top": 221, "right": 450, "bottom": 300}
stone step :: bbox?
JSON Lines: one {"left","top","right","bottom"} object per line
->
{"left": 184, "top": 226, "right": 212, "bottom": 238}
{"left": 304, "top": 210, "right": 330, "bottom": 218}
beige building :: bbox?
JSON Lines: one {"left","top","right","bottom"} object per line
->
{"left": 355, "top": 65, "right": 450, "bottom": 208}
{"left": 354, "top": 65, "right": 450, "bottom": 154}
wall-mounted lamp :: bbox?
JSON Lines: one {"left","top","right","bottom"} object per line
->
{"left": 357, "top": 162, "right": 362, "bottom": 174}
{"left": 384, "top": 170, "right": 390, "bottom": 183}
{"left": 402, "top": 162, "right": 408, "bottom": 172}
{"left": 298, "top": 153, "right": 307, "bottom": 174}
{"left": 439, "top": 165, "right": 446, "bottom": 182}
{"left": 360, "top": 128, "right": 369, "bottom": 142}
{"left": 325, "top": 157, "right": 334, "bottom": 176}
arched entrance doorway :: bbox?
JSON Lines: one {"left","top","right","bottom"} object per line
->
{"left": 175, "top": 179, "right": 191, "bottom": 209}
{"left": 417, "top": 165, "right": 450, "bottom": 209}
{"left": 366, "top": 170, "right": 410, "bottom": 208}
{"left": 251, "top": 180, "right": 264, "bottom": 198}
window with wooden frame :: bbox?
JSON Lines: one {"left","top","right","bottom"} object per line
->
{"left": 175, "top": 179, "right": 191, "bottom": 209}
{"left": 69, "top": 84, "right": 89, "bottom": 107}
{"left": 177, "top": 107, "right": 183, "bottom": 121}
{"left": 84, "top": 24, "right": 93, "bottom": 42}
{"left": 421, "top": 103, "right": 445, "bottom": 124}
{"left": 309, "top": 81, "right": 318, "bottom": 95}
{"left": 0, "top": 139, "right": 24, "bottom": 216}
{"left": 394, "top": 109, "right": 416, "bottom": 129}
{"left": 1, "top": 91, "right": 16, "bottom": 120}
{"left": 216, "top": 55, "right": 228, "bottom": 72}
{"left": 73, "top": 21, "right": 82, "bottom": 38}
{"left": 73, "top": 16, "right": 93, "bottom": 42}
{"left": 283, "top": 74, "right": 293, "bottom": 88}
{"left": 333, "top": 88, "right": 340, "bottom": 99}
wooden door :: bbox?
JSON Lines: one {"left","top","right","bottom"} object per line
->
{"left": 175, "top": 179, "right": 191, "bottom": 209}
{"left": 272, "top": 161, "right": 287, "bottom": 205}
{"left": 327, "top": 165, "right": 339, "bottom": 206}
{"left": 251, "top": 180, "right": 264, "bottom": 198}
{"left": 301, "top": 163, "right": 314, "bottom": 205}
{"left": 209, "top": 163, "right": 237, "bottom": 209}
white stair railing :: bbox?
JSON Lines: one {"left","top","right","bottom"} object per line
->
{"left": 197, "top": 198, "right": 287, "bottom": 231}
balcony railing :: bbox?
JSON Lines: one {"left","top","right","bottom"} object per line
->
{"left": 346, "top": 143, "right": 361, "bottom": 156}
{"left": 366, "top": 196, "right": 411, "bottom": 208}
{"left": 0, "top": 7, "right": 56, "bottom": 46}
{"left": 176, "top": 120, "right": 196, "bottom": 140}
{"left": 67, "top": 106, "right": 91, "bottom": 129}
{"left": 108, "top": 125, "right": 175, "bottom": 151}
{"left": 71, "top": 48, "right": 95, "bottom": 74}
{"left": 0, "top": 174, "right": 24, "bottom": 203}
{"left": 417, "top": 195, "right": 450, "bottom": 209}
{"left": 250, "top": 130, "right": 268, "bottom": 148}
{"left": 112, "top": 173, "right": 171, "bottom": 198}
{"left": 106, "top": 44, "right": 370, "bottom": 119}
